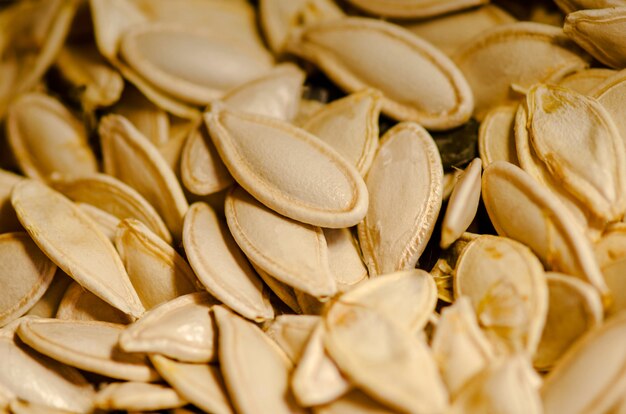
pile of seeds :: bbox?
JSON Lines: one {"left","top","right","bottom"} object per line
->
{"left": 1, "top": 0, "right": 626, "bottom": 412}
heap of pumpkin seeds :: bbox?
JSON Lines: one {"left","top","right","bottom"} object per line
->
{"left": 2, "top": 0, "right": 626, "bottom": 412}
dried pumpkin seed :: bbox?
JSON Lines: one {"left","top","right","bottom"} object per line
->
{"left": 358, "top": 122, "right": 443, "bottom": 276}
{"left": 56, "top": 281, "right": 131, "bottom": 324}
{"left": 180, "top": 123, "right": 234, "bottom": 196}
{"left": 11, "top": 179, "right": 144, "bottom": 318}
{"left": 478, "top": 104, "right": 519, "bottom": 167}
{"left": 54, "top": 43, "right": 125, "bottom": 111}
{"left": 313, "top": 390, "right": 394, "bottom": 414}
{"left": 554, "top": 0, "right": 626, "bottom": 13}
{"left": 343, "top": 0, "right": 488, "bottom": 19}
{"left": 119, "top": 24, "right": 274, "bottom": 105}
{"left": 453, "top": 22, "right": 589, "bottom": 119}
{"left": 119, "top": 292, "right": 218, "bottom": 363}
{"left": 0, "top": 332, "right": 94, "bottom": 413}
{"left": 564, "top": 8, "right": 626, "bottom": 69}
{"left": 534, "top": 272, "right": 603, "bottom": 371}
{"left": 287, "top": 17, "right": 474, "bottom": 130}
{"left": 591, "top": 69, "right": 626, "bottom": 153}
{"left": 482, "top": 162, "right": 610, "bottom": 300}
{"left": 324, "top": 302, "right": 449, "bottom": 414}
{"left": 558, "top": 68, "right": 616, "bottom": 95}
{"left": 440, "top": 158, "right": 482, "bottom": 249}
{"left": 205, "top": 104, "right": 368, "bottom": 228}
{"left": 26, "top": 270, "right": 72, "bottom": 319}
{"left": 0, "top": 232, "right": 56, "bottom": 327}
{"left": 302, "top": 89, "right": 382, "bottom": 176}
{"left": 112, "top": 85, "right": 170, "bottom": 147}
{"left": 51, "top": 173, "right": 172, "bottom": 244}
{"left": 99, "top": 114, "right": 189, "bottom": 241}
{"left": 114, "top": 218, "right": 199, "bottom": 309}
{"left": 8, "top": 400, "right": 75, "bottom": 414}
{"left": 0, "top": 169, "right": 23, "bottom": 233}
{"left": 253, "top": 264, "right": 302, "bottom": 314}
{"left": 521, "top": 84, "right": 626, "bottom": 222}
{"left": 454, "top": 235, "right": 548, "bottom": 354}
{"left": 214, "top": 305, "right": 304, "bottom": 414}
{"left": 225, "top": 187, "right": 337, "bottom": 299}
{"left": 150, "top": 354, "right": 234, "bottom": 414}
{"left": 183, "top": 202, "right": 273, "bottom": 321}
{"left": 94, "top": 382, "right": 186, "bottom": 411}
{"left": 6, "top": 92, "right": 98, "bottom": 180}
{"left": 17, "top": 318, "right": 159, "bottom": 382}
{"left": 404, "top": 4, "right": 516, "bottom": 56}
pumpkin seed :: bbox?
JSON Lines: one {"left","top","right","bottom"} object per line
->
{"left": 558, "top": 68, "right": 616, "bottom": 95}
{"left": 94, "top": 382, "right": 186, "bottom": 411}
{"left": 0, "top": 232, "right": 56, "bottom": 328}
{"left": 56, "top": 281, "right": 131, "bottom": 324}
{"left": 183, "top": 202, "right": 273, "bottom": 321}
{"left": 16, "top": 318, "right": 159, "bottom": 382}
{"left": 264, "top": 315, "right": 320, "bottom": 362}
{"left": 323, "top": 228, "right": 368, "bottom": 292}
{"left": 358, "top": 122, "right": 443, "bottom": 276}
{"left": 112, "top": 85, "right": 170, "bottom": 147}
{"left": 564, "top": 7, "right": 626, "bottom": 69}
{"left": 205, "top": 103, "right": 368, "bottom": 228}
{"left": 286, "top": 17, "right": 474, "bottom": 130}
{"left": 119, "top": 292, "right": 218, "bottom": 363}
{"left": 12, "top": 179, "right": 144, "bottom": 318}
{"left": 342, "top": 0, "right": 488, "bottom": 19}
{"left": 478, "top": 104, "right": 519, "bottom": 167}
{"left": 77, "top": 203, "right": 120, "bottom": 241}
{"left": 26, "top": 270, "right": 72, "bottom": 319}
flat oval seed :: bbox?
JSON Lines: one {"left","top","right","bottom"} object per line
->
{"left": 591, "top": 69, "right": 626, "bottom": 154}
{"left": 0, "top": 233, "right": 56, "bottom": 327}
{"left": 524, "top": 84, "right": 626, "bottom": 222}
{"left": 222, "top": 63, "right": 305, "bottom": 121}
{"left": 564, "top": 8, "right": 626, "bottom": 69}
{"left": 558, "top": 68, "right": 616, "bottom": 94}
{"left": 9, "top": 400, "right": 76, "bottom": 414}
{"left": 358, "top": 122, "right": 443, "bottom": 276}
{"left": 323, "top": 228, "right": 368, "bottom": 291}
{"left": 534, "top": 272, "right": 603, "bottom": 371}
{"left": 482, "top": 162, "right": 609, "bottom": 300}
{"left": 11, "top": 179, "right": 144, "bottom": 318}
{"left": 180, "top": 123, "right": 234, "bottom": 196}
{"left": 51, "top": 173, "right": 172, "bottom": 244}
{"left": 478, "top": 105, "right": 519, "bottom": 167}
{"left": 454, "top": 235, "right": 548, "bottom": 354}
{"left": 287, "top": 17, "right": 474, "bottom": 130}
{"left": 205, "top": 105, "right": 368, "bottom": 228}
{"left": 6, "top": 93, "right": 97, "bottom": 180}
{"left": 431, "top": 297, "right": 495, "bottom": 396}
{"left": 450, "top": 356, "right": 543, "bottom": 414}
{"left": 120, "top": 24, "right": 274, "bottom": 105}
{"left": 554, "top": 0, "right": 626, "bottom": 13}
{"left": 150, "top": 354, "right": 234, "bottom": 414}
{"left": 324, "top": 302, "right": 449, "bottom": 414}
{"left": 115, "top": 218, "right": 198, "bottom": 309}
{"left": 291, "top": 323, "right": 351, "bottom": 407}
{"left": 99, "top": 114, "right": 189, "bottom": 241}
{"left": 259, "top": 0, "right": 344, "bottom": 53}
{"left": 16, "top": 318, "right": 159, "bottom": 382}
{"left": 119, "top": 292, "right": 218, "bottom": 363}
{"left": 453, "top": 22, "right": 589, "bottom": 119}
{"left": 440, "top": 158, "right": 482, "bottom": 249}
{"left": 214, "top": 305, "right": 304, "bottom": 414}
{"left": 404, "top": 5, "right": 516, "bottom": 56}
{"left": 0, "top": 333, "right": 94, "bottom": 413}
{"left": 26, "top": 270, "right": 72, "bottom": 319}
{"left": 313, "top": 390, "right": 394, "bottom": 414}
{"left": 95, "top": 382, "right": 186, "bottom": 411}
{"left": 56, "top": 281, "right": 131, "bottom": 324}
{"left": 254, "top": 264, "right": 302, "bottom": 313}
{"left": 541, "top": 311, "right": 626, "bottom": 414}
{"left": 183, "top": 202, "right": 273, "bottom": 321}
{"left": 225, "top": 188, "right": 336, "bottom": 299}
{"left": 343, "top": 0, "right": 488, "bottom": 19}
{"left": 339, "top": 269, "right": 437, "bottom": 333}
{"left": 302, "top": 89, "right": 382, "bottom": 176}
{"left": 264, "top": 315, "right": 320, "bottom": 362}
